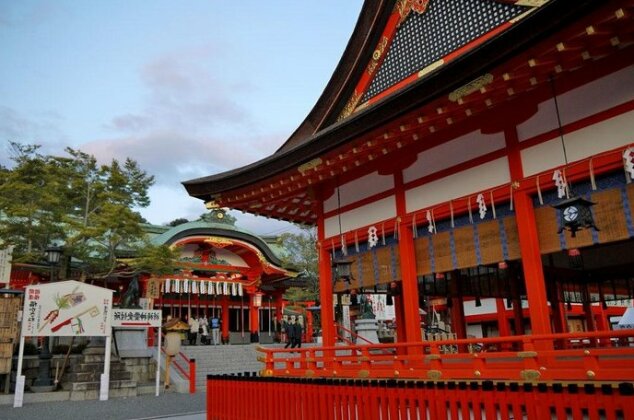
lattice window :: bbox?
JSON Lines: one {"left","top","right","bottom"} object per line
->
{"left": 362, "top": 0, "right": 528, "bottom": 102}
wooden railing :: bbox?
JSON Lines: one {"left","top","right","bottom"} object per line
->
{"left": 206, "top": 375, "right": 634, "bottom": 420}
{"left": 257, "top": 329, "right": 634, "bottom": 382}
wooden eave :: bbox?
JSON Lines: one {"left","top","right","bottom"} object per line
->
{"left": 182, "top": 0, "right": 633, "bottom": 225}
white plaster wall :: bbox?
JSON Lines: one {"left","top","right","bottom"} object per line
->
{"left": 324, "top": 195, "right": 396, "bottom": 238}
{"left": 402, "top": 130, "right": 506, "bottom": 183}
{"left": 405, "top": 158, "right": 511, "bottom": 213}
{"left": 463, "top": 298, "right": 498, "bottom": 316}
{"left": 521, "top": 109, "right": 634, "bottom": 176}
{"left": 517, "top": 65, "right": 634, "bottom": 141}
{"left": 323, "top": 171, "right": 394, "bottom": 212}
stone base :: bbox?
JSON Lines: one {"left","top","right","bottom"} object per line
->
{"left": 30, "top": 384, "right": 56, "bottom": 393}
{"left": 355, "top": 319, "right": 379, "bottom": 344}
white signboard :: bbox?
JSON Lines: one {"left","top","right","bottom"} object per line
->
{"left": 0, "top": 245, "right": 14, "bottom": 287}
{"left": 369, "top": 294, "right": 395, "bottom": 321}
{"left": 111, "top": 309, "right": 162, "bottom": 328}
{"left": 21, "top": 280, "right": 113, "bottom": 337}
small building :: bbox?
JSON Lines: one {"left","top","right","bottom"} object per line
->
{"left": 146, "top": 219, "right": 303, "bottom": 344}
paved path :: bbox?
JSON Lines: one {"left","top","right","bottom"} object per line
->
{"left": 2, "top": 391, "right": 207, "bottom": 420}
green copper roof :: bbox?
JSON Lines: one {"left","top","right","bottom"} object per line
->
{"left": 150, "top": 220, "right": 291, "bottom": 268}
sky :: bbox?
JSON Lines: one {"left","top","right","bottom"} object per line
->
{"left": 0, "top": 0, "right": 364, "bottom": 236}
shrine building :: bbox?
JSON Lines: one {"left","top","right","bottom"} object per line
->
{"left": 184, "top": 0, "right": 634, "bottom": 386}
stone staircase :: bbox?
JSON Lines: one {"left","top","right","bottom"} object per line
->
{"left": 61, "top": 351, "right": 136, "bottom": 400}
{"left": 181, "top": 344, "right": 265, "bottom": 390}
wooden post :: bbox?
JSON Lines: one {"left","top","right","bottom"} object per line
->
{"left": 165, "top": 354, "right": 171, "bottom": 389}
{"left": 220, "top": 296, "right": 229, "bottom": 344}
{"left": 514, "top": 191, "right": 552, "bottom": 338}
{"left": 317, "top": 216, "right": 335, "bottom": 348}
{"left": 395, "top": 172, "right": 423, "bottom": 347}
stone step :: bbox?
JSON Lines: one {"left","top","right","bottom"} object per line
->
{"left": 62, "top": 369, "right": 131, "bottom": 384}
{"left": 65, "top": 379, "right": 137, "bottom": 392}
{"left": 67, "top": 361, "right": 128, "bottom": 373}
{"left": 69, "top": 381, "right": 138, "bottom": 401}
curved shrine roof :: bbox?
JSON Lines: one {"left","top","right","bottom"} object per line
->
{"left": 182, "top": 0, "right": 629, "bottom": 224}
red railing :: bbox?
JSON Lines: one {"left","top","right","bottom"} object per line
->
{"left": 335, "top": 322, "right": 393, "bottom": 356}
{"left": 161, "top": 346, "right": 196, "bottom": 393}
{"left": 258, "top": 329, "right": 634, "bottom": 382}
{"left": 206, "top": 375, "right": 634, "bottom": 420}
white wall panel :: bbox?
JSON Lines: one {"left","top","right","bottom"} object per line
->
{"left": 402, "top": 130, "right": 506, "bottom": 183}
{"left": 324, "top": 196, "right": 396, "bottom": 238}
{"left": 323, "top": 171, "right": 394, "bottom": 212}
{"left": 405, "top": 158, "right": 510, "bottom": 213}
{"left": 521, "top": 109, "right": 634, "bottom": 176}
{"left": 517, "top": 65, "right": 634, "bottom": 141}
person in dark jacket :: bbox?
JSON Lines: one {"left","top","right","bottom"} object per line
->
{"left": 284, "top": 319, "right": 294, "bottom": 349}
{"left": 290, "top": 320, "right": 303, "bottom": 348}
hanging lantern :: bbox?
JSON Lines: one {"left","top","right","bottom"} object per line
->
{"left": 332, "top": 258, "right": 354, "bottom": 285}
{"left": 252, "top": 292, "right": 264, "bottom": 308}
{"left": 552, "top": 196, "right": 599, "bottom": 238}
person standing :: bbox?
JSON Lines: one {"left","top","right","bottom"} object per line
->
{"left": 188, "top": 315, "right": 199, "bottom": 345}
{"left": 199, "top": 315, "right": 209, "bottom": 345}
{"left": 210, "top": 315, "right": 220, "bottom": 345}
{"left": 291, "top": 320, "right": 303, "bottom": 349}
{"left": 284, "top": 319, "right": 295, "bottom": 349}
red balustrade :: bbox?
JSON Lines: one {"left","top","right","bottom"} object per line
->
{"left": 258, "top": 329, "right": 634, "bottom": 383}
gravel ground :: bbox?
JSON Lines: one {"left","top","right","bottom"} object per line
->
{"left": 1, "top": 391, "right": 207, "bottom": 420}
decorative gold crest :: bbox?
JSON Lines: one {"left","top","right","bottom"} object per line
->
{"left": 396, "top": 0, "right": 430, "bottom": 26}
{"left": 448, "top": 73, "right": 494, "bottom": 102}
{"left": 204, "top": 237, "right": 233, "bottom": 248}
{"left": 205, "top": 200, "right": 220, "bottom": 209}
{"left": 411, "top": 0, "right": 430, "bottom": 14}
{"left": 520, "top": 369, "right": 541, "bottom": 381}
{"left": 427, "top": 370, "right": 442, "bottom": 380}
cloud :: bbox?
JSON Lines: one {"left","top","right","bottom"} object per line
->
{"left": 106, "top": 47, "right": 250, "bottom": 136}
{"left": 80, "top": 129, "right": 283, "bottom": 185}
{"left": 0, "top": 106, "right": 67, "bottom": 166}
{"left": 89, "top": 46, "right": 286, "bottom": 188}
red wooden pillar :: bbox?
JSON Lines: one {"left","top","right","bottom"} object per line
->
{"left": 220, "top": 295, "right": 229, "bottom": 344}
{"left": 397, "top": 224, "right": 423, "bottom": 344}
{"left": 394, "top": 295, "right": 407, "bottom": 343}
{"left": 495, "top": 298, "right": 511, "bottom": 336}
{"left": 249, "top": 291, "right": 260, "bottom": 342}
{"left": 395, "top": 172, "right": 423, "bottom": 345}
{"left": 305, "top": 309, "right": 313, "bottom": 343}
{"left": 513, "top": 190, "right": 552, "bottom": 337}
{"left": 450, "top": 298, "right": 467, "bottom": 339}
{"left": 275, "top": 293, "right": 284, "bottom": 323}
{"left": 317, "top": 215, "right": 335, "bottom": 348}
{"left": 506, "top": 126, "right": 551, "bottom": 338}
{"left": 449, "top": 272, "right": 467, "bottom": 340}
